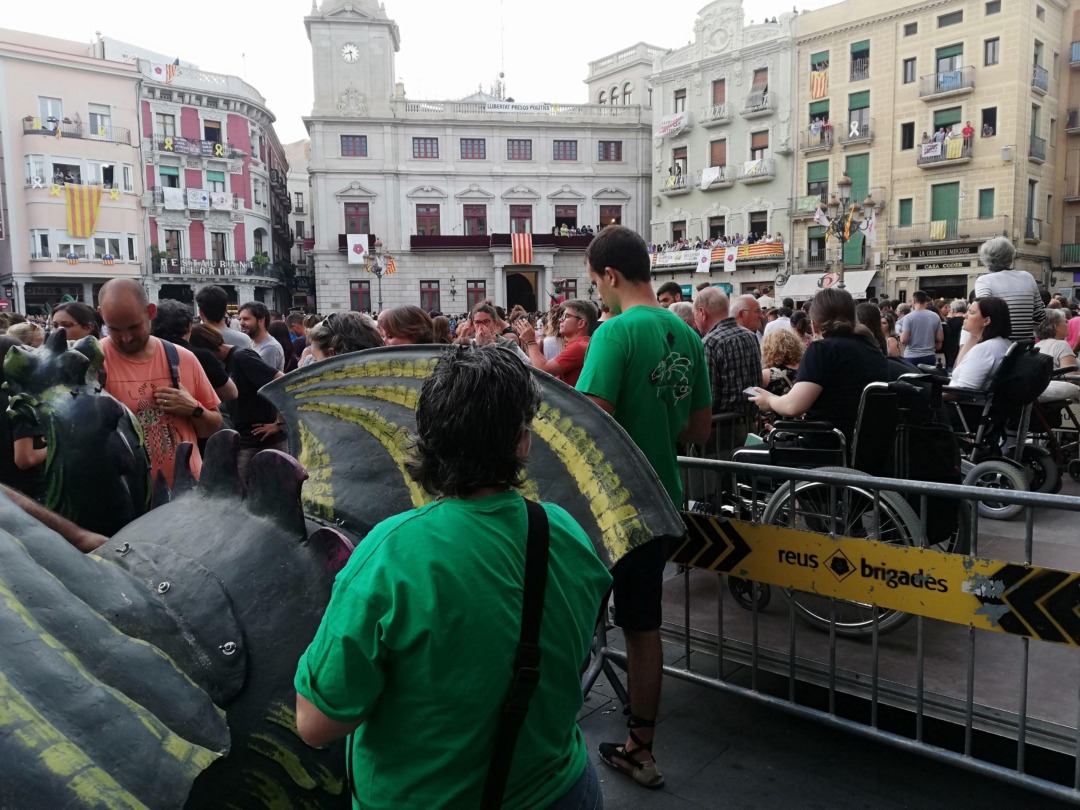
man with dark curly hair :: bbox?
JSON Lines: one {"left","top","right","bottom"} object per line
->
{"left": 294, "top": 345, "right": 610, "bottom": 808}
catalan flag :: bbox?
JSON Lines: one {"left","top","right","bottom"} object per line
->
{"left": 65, "top": 185, "right": 103, "bottom": 238}
{"left": 66, "top": 252, "right": 80, "bottom": 265}
{"left": 511, "top": 232, "right": 533, "bottom": 265}
{"left": 385, "top": 255, "right": 397, "bottom": 275}
{"left": 810, "top": 69, "right": 828, "bottom": 100}
{"left": 165, "top": 64, "right": 177, "bottom": 84}
{"left": 102, "top": 254, "right": 115, "bottom": 266}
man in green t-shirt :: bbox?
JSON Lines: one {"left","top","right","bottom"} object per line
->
{"left": 294, "top": 346, "right": 611, "bottom": 809}
{"left": 576, "top": 226, "right": 712, "bottom": 789}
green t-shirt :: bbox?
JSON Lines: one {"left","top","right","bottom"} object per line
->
{"left": 294, "top": 491, "right": 611, "bottom": 809}
{"left": 576, "top": 305, "right": 711, "bottom": 505}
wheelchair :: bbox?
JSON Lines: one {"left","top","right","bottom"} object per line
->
{"left": 708, "top": 374, "right": 968, "bottom": 638}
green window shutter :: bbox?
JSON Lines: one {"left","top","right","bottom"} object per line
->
{"left": 159, "top": 166, "right": 179, "bottom": 176}
{"left": 848, "top": 91, "right": 870, "bottom": 111}
{"left": 978, "top": 188, "right": 995, "bottom": 219}
{"left": 936, "top": 44, "right": 964, "bottom": 60}
{"left": 808, "top": 226, "right": 826, "bottom": 237}
{"left": 806, "top": 160, "right": 830, "bottom": 184}
{"left": 850, "top": 40, "right": 870, "bottom": 53}
{"left": 811, "top": 50, "right": 830, "bottom": 65}
{"left": 809, "top": 100, "right": 830, "bottom": 116}
{"left": 933, "top": 106, "right": 962, "bottom": 129}
{"left": 931, "top": 183, "right": 961, "bottom": 239}
{"left": 206, "top": 170, "right": 225, "bottom": 182}
{"left": 899, "top": 199, "right": 913, "bottom": 226}
{"left": 843, "top": 232, "right": 865, "bottom": 266}
{"left": 845, "top": 153, "right": 870, "bottom": 201}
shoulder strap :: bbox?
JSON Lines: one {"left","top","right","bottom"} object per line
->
{"left": 481, "top": 498, "right": 551, "bottom": 810}
{"left": 161, "top": 339, "right": 181, "bottom": 389}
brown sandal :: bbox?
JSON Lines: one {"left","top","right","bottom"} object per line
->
{"left": 598, "top": 714, "right": 664, "bottom": 789}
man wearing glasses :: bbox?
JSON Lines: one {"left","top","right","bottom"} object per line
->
{"left": 514, "top": 299, "right": 597, "bottom": 386}
{"left": 460, "top": 303, "right": 530, "bottom": 363}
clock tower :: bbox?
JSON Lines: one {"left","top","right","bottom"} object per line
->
{"left": 305, "top": 0, "right": 401, "bottom": 119}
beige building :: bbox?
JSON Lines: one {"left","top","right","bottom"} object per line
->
{"left": 793, "top": 0, "right": 1062, "bottom": 302}
{"left": 0, "top": 29, "right": 145, "bottom": 314}
{"left": 285, "top": 138, "right": 314, "bottom": 310}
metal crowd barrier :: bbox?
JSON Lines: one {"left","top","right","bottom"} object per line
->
{"left": 592, "top": 453, "right": 1080, "bottom": 804}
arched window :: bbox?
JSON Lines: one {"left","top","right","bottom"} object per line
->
{"left": 598, "top": 91, "right": 606, "bottom": 105}
{"left": 610, "top": 85, "right": 620, "bottom": 105}
{"left": 623, "top": 82, "right": 633, "bottom": 105}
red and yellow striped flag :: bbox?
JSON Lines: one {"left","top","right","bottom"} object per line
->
{"left": 385, "top": 255, "right": 397, "bottom": 275}
{"left": 65, "top": 185, "right": 103, "bottom": 238}
{"left": 810, "top": 69, "right": 828, "bottom": 100}
{"left": 511, "top": 233, "right": 533, "bottom": 264}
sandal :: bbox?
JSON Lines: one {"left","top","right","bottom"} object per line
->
{"left": 598, "top": 714, "right": 664, "bottom": 789}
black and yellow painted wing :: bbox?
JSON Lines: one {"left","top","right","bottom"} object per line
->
{"left": 260, "top": 345, "right": 685, "bottom": 567}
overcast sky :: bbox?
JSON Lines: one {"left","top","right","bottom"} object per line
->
{"left": 6, "top": 0, "right": 835, "bottom": 144}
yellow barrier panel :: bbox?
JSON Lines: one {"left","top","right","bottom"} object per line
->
{"left": 675, "top": 513, "right": 1080, "bottom": 647}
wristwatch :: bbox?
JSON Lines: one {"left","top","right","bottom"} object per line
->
{"left": 191, "top": 405, "right": 205, "bottom": 419}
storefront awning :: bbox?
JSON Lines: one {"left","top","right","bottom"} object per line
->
{"left": 774, "top": 269, "right": 879, "bottom": 301}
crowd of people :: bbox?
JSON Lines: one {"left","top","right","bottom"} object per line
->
{"left": 648, "top": 231, "right": 784, "bottom": 254}
{"left": 5, "top": 228, "right": 1080, "bottom": 808}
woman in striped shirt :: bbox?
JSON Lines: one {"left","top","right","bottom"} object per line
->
{"left": 974, "top": 236, "right": 1045, "bottom": 341}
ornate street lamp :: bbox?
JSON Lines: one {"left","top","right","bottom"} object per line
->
{"left": 367, "top": 238, "right": 386, "bottom": 312}
{"left": 449, "top": 275, "right": 457, "bottom": 301}
{"left": 820, "top": 173, "right": 875, "bottom": 289}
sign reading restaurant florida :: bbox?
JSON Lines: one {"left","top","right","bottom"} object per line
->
{"left": 157, "top": 258, "right": 264, "bottom": 275}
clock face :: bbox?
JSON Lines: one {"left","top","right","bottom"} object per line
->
{"left": 341, "top": 43, "right": 360, "bottom": 63}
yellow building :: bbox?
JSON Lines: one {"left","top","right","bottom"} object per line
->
{"left": 793, "top": 0, "right": 1062, "bottom": 302}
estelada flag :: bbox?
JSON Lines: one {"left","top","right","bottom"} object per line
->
{"left": 66, "top": 185, "right": 103, "bottom": 238}
{"left": 810, "top": 69, "right": 828, "bottom": 100}
{"left": 511, "top": 233, "right": 533, "bottom": 265}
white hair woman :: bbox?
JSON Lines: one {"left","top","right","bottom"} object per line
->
{"left": 1036, "top": 308, "right": 1079, "bottom": 402}
{"left": 974, "top": 236, "right": 1045, "bottom": 341}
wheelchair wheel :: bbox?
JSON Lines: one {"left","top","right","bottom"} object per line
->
{"left": 1071, "top": 458, "right": 1080, "bottom": 483}
{"left": 761, "top": 470, "right": 924, "bottom": 638}
{"left": 728, "top": 576, "right": 771, "bottom": 611}
{"left": 1019, "top": 445, "right": 1061, "bottom": 495}
{"left": 962, "top": 460, "right": 1027, "bottom": 520}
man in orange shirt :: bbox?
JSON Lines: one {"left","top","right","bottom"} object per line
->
{"left": 98, "top": 279, "right": 221, "bottom": 486}
{"left": 515, "top": 298, "right": 597, "bottom": 386}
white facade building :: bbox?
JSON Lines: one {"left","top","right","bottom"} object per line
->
{"left": 304, "top": 0, "right": 656, "bottom": 314}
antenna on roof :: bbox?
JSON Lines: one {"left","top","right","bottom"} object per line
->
{"left": 499, "top": 0, "right": 506, "bottom": 99}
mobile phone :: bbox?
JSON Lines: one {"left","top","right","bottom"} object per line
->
{"left": 743, "top": 387, "right": 759, "bottom": 397}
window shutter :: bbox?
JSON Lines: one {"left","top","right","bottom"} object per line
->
{"left": 750, "top": 131, "right": 769, "bottom": 151}
{"left": 848, "top": 91, "right": 870, "bottom": 110}
{"left": 936, "top": 44, "right": 964, "bottom": 59}
{"left": 710, "top": 140, "right": 727, "bottom": 166}
{"left": 712, "top": 80, "right": 726, "bottom": 104}
{"left": 809, "top": 100, "right": 830, "bottom": 117}
{"left": 806, "top": 160, "right": 829, "bottom": 184}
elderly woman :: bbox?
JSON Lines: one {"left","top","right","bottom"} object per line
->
{"left": 1036, "top": 308, "right": 1080, "bottom": 402}
{"left": 669, "top": 301, "right": 697, "bottom": 331}
{"left": 378, "top": 305, "right": 435, "bottom": 345}
{"left": 758, "top": 328, "right": 805, "bottom": 430}
{"left": 750, "top": 287, "right": 889, "bottom": 446}
{"left": 294, "top": 346, "right": 611, "bottom": 808}
{"left": 974, "top": 236, "right": 1045, "bottom": 341}
{"left": 307, "top": 312, "right": 383, "bottom": 361}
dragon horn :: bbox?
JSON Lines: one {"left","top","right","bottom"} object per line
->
{"left": 245, "top": 450, "right": 308, "bottom": 542}
{"left": 45, "top": 327, "right": 68, "bottom": 353}
{"left": 200, "top": 430, "right": 244, "bottom": 499}
{"left": 171, "top": 443, "right": 197, "bottom": 496}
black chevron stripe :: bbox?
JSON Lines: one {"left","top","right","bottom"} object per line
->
{"left": 714, "top": 521, "right": 752, "bottom": 573}
{"left": 673, "top": 513, "right": 710, "bottom": 565}
{"left": 1001, "top": 570, "right": 1071, "bottom": 644}
{"left": 989, "top": 564, "right": 1043, "bottom": 637}
{"left": 1043, "top": 576, "right": 1080, "bottom": 646}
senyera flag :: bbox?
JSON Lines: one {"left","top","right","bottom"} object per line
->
{"left": 511, "top": 233, "right": 533, "bottom": 265}
{"left": 65, "top": 185, "right": 103, "bottom": 238}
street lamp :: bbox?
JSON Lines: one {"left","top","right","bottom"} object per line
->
{"left": 820, "top": 173, "right": 875, "bottom": 289}
{"left": 449, "top": 275, "right": 457, "bottom": 300}
{"left": 368, "top": 238, "right": 386, "bottom": 312}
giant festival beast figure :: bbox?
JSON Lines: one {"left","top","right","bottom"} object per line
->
{"left": 0, "top": 341, "right": 684, "bottom": 809}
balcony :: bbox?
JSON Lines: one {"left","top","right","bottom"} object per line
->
{"left": 148, "top": 187, "right": 241, "bottom": 211}
{"left": 1032, "top": 64, "right": 1049, "bottom": 95}
{"left": 1024, "top": 218, "right": 1042, "bottom": 243}
{"left": 490, "top": 233, "right": 593, "bottom": 249}
{"left": 294, "top": 202, "right": 305, "bottom": 214}
{"left": 153, "top": 137, "right": 244, "bottom": 159}
{"left": 22, "top": 117, "right": 131, "bottom": 145}
{"left": 151, "top": 257, "right": 282, "bottom": 283}
{"left": 838, "top": 119, "right": 874, "bottom": 147}
{"left": 696, "top": 165, "right": 736, "bottom": 191}
{"left": 850, "top": 58, "right": 870, "bottom": 82}
{"left": 1072, "top": 41, "right": 1080, "bottom": 67}
{"left": 390, "top": 98, "right": 648, "bottom": 124}
{"left": 798, "top": 258, "right": 829, "bottom": 273}
{"left": 1060, "top": 244, "right": 1080, "bottom": 265}
{"left": 410, "top": 235, "right": 492, "bottom": 250}
{"left": 739, "top": 158, "right": 776, "bottom": 183}
{"left": 919, "top": 66, "right": 975, "bottom": 100}
{"left": 887, "top": 216, "right": 1008, "bottom": 246}
{"left": 1068, "top": 110, "right": 1080, "bottom": 134}
{"left": 659, "top": 172, "right": 693, "bottom": 195}
{"left": 1029, "top": 134, "right": 1047, "bottom": 163}
{"left": 698, "top": 103, "right": 733, "bottom": 127}
{"left": 799, "top": 126, "right": 834, "bottom": 153}
{"left": 741, "top": 91, "right": 777, "bottom": 118}
{"left": 789, "top": 194, "right": 826, "bottom": 220}
{"left": 916, "top": 139, "right": 973, "bottom": 168}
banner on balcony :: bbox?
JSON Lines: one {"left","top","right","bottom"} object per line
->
{"left": 186, "top": 189, "right": 209, "bottom": 211}
{"left": 742, "top": 159, "right": 767, "bottom": 178}
{"left": 945, "top": 137, "right": 964, "bottom": 159}
{"left": 700, "top": 166, "right": 723, "bottom": 190}
{"left": 696, "top": 249, "right": 712, "bottom": 273}
{"left": 65, "top": 184, "right": 103, "bottom": 238}
{"left": 511, "top": 233, "right": 533, "bottom": 265}
{"left": 484, "top": 102, "right": 553, "bottom": 114}
{"left": 162, "top": 187, "right": 185, "bottom": 210}
{"left": 210, "top": 192, "right": 232, "bottom": 211}
{"left": 810, "top": 69, "right": 828, "bottom": 100}
{"left": 723, "top": 248, "right": 738, "bottom": 274}
{"left": 920, "top": 142, "right": 943, "bottom": 159}
{"left": 866, "top": 216, "right": 877, "bottom": 247}
{"left": 347, "top": 234, "right": 368, "bottom": 265}
{"left": 656, "top": 111, "right": 692, "bottom": 138}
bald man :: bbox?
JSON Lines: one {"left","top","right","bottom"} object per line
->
{"left": 98, "top": 279, "right": 221, "bottom": 486}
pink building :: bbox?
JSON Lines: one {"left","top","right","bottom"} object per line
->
{"left": 133, "top": 54, "right": 290, "bottom": 310}
{"left": 0, "top": 29, "right": 144, "bottom": 314}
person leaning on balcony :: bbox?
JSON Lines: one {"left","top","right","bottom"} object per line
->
{"left": 921, "top": 131, "right": 931, "bottom": 144}
{"left": 974, "top": 236, "right": 1045, "bottom": 341}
